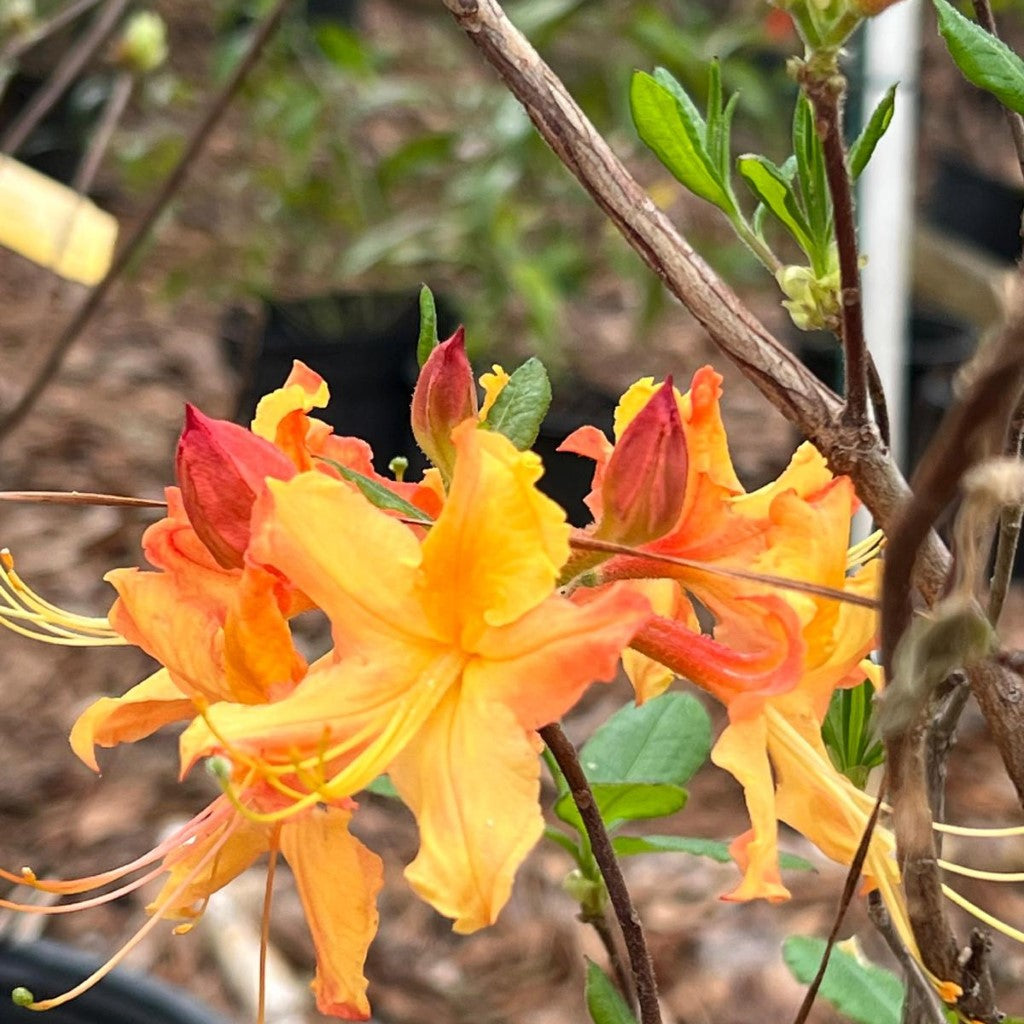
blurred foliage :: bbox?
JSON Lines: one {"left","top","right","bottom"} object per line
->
{"left": 114, "top": 0, "right": 797, "bottom": 364}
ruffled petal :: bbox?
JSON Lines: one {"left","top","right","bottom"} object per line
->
{"left": 711, "top": 717, "right": 790, "bottom": 902}
{"left": 280, "top": 807, "right": 383, "bottom": 1020}
{"left": 472, "top": 583, "right": 650, "bottom": 728}
{"left": 389, "top": 689, "right": 542, "bottom": 933}
{"left": 69, "top": 669, "right": 195, "bottom": 771}
{"left": 419, "top": 423, "right": 569, "bottom": 638}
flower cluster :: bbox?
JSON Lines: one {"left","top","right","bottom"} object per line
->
{"left": 6, "top": 327, "right": 1015, "bottom": 1018}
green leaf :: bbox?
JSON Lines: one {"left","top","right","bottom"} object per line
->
{"left": 737, "top": 154, "right": 815, "bottom": 254}
{"left": 318, "top": 459, "right": 435, "bottom": 525}
{"left": 934, "top": 0, "right": 1024, "bottom": 115}
{"left": 417, "top": 284, "right": 439, "bottom": 367}
{"left": 630, "top": 70, "right": 736, "bottom": 214}
{"left": 783, "top": 936, "right": 904, "bottom": 1024}
{"left": 555, "top": 783, "right": 687, "bottom": 832}
{"left": 481, "top": 357, "right": 552, "bottom": 450}
{"left": 849, "top": 85, "right": 896, "bottom": 180}
{"left": 792, "top": 94, "right": 830, "bottom": 257}
{"left": 612, "top": 835, "right": 815, "bottom": 872}
{"left": 363, "top": 775, "right": 400, "bottom": 799}
{"left": 544, "top": 824, "right": 582, "bottom": 861}
{"left": 579, "top": 693, "right": 712, "bottom": 788}
{"left": 585, "top": 960, "right": 637, "bottom": 1024}
{"left": 314, "top": 24, "right": 372, "bottom": 74}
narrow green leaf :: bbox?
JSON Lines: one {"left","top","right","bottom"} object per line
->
{"left": 318, "top": 459, "right": 435, "bottom": 525}
{"left": 417, "top": 284, "right": 439, "bottom": 367}
{"left": 630, "top": 70, "right": 735, "bottom": 214}
{"left": 718, "top": 91, "right": 741, "bottom": 185}
{"left": 706, "top": 58, "right": 724, "bottom": 174}
{"left": 793, "top": 94, "right": 830, "bottom": 253}
{"left": 544, "top": 825, "right": 583, "bottom": 862}
{"left": 585, "top": 960, "right": 637, "bottom": 1024}
{"left": 480, "top": 357, "right": 552, "bottom": 450}
{"left": 737, "top": 154, "right": 815, "bottom": 254}
{"left": 554, "top": 783, "right": 687, "bottom": 832}
{"left": 783, "top": 936, "right": 904, "bottom": 1024}
{"left": 612, "top": 835, "right": 815, "bottom": 872}
{"left": 934, "top": 0, "right": 1024, "bottom": 115}
{"left": 579, "top": 693, "right": 712, "bottom": 788}
{"left": 849, "top": 84, "right": 896, "bottom": 180}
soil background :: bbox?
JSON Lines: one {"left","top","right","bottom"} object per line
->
{"left": 3, "top": 2, "right": 1024, "bottom": 1023}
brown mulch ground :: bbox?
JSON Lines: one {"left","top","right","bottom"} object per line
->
{"left": 3, "top": 3, "right": 1024, "bottom": 1023}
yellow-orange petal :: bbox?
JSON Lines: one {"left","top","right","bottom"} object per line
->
{"left": 419, "top": 422, "right": 569, "bottom": 639}
{"left": 558, "top": 424, "right": 613, "bottom": 521}
{"left": 252, "top": 361, "right": 329, "bottom": 444}
{"left": 389, "top": 689, "right": 542, "bottom": 933}
{"left": 732, "top": 442, "right": 833, "bottom": 519}
{"left": 223, "top": 565, "right": 306, "bottom": 703}
{"left": 70, "top": 669, "right": 195, "bottom": 772}
{"left": 711, "top": 717, "right": 791, "bottom": 902}
{"left": 281, "top": 806, "right": 383, "bottom": 1020}
{"left": 472, "top": 583, "right": 651, "bottom": 729}
{"left": 251, "top": 473, "right": 438, "bottom": 660}
{"left": 478, "top": 365, "right": 510, "bottom": 421}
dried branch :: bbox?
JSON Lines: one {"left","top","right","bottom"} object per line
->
{"left": 438, "top": 0, "right": 951, "bottom": 600}
{"left": 0, "top": 0, "right": 295, "bottom": 441}
{"left": 540, "top": 723, "right": 662, "bottom": 1024}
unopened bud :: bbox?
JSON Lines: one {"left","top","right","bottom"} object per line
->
{"left": 597, "top": 378, "right": 687, "bottom": 545}
{"left": 776, "top": 262, "right": 840, "bottom": 332}
{"left": 176, "top": 405, "right": 296, "bottom": 569}
{"left": 411, "top": 326, "right": 478, "bottom": 480}
{"left": 114, "top": 12, "right": 168, "bottom": 74}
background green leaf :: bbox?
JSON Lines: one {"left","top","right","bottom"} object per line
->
{"left": 579, "top": 693, "right": 712, "bottom": 788}
{"left": 585, "top": 960, "right": 637, "bottom": 1024}
{"left": 783, "top": 936, "right": 904, "bottom": 1024}
{"left": 555, "top": 783, "right": 687, "bottom": 831}
{"left": 848, "top": 85, "right": 896, "bottom": 180}
{"left": 417, "top": 284, "right": 440, "bottom": 367}
{"left": 934, "top": 0, "right": 1024, "bottom": 115}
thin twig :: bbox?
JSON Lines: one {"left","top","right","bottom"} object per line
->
{"left": 987, "top": 400, "right": 1024, "bottom": 626}
{"left": 71, "top": 68, "right": 132, "bottom": 194}
{"left": 0, "top": 490, "right": 164, "bottom": 507}
{"left": 867, "top": 891, "right": 948, "bottom": 1024}
{"left": 437, "top": 0, "right": 951, "bottom": 600}
{"left": 0, "top": 0, "right": 295, "bottom": 441}
{"left": 0, "top": 0, "right": 104, "bottom": 65}
{"left": 0, "top": 0, "right": 129, "bottom": 157}
{"left": 790, "top": 790, "right": 884, "bottom": 1024}
{"left": 801, "top": 66, "right": 869, "bottom": 427}
{"left": 570, "top": 534, "right": 878, "bottom": 609}
{"left": 540, "top": 723, "right": 662, "bottom": 1024}
{"left": 588, "top": 912, "right": 635, "bottom": 1010}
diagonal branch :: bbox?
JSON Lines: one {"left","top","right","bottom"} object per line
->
{"left": 438, "top": 0, "right": 950, "bottom": 600}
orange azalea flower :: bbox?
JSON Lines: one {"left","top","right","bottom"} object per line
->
{"left": 2, "top": 781, "right": 382, "bottom": 1020}
{"left": 179, "top": 422, "right": 652, "bottom": 932}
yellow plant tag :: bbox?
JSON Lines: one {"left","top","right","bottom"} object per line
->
{"left": 0, "top": 157, "right": 118, "bottom": 285}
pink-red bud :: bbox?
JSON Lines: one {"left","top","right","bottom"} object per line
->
{"left": 597, "top": 378, "right": 687, "bottom": 546}
{"left": 411, "top": 326, "right": 478, "bottom": 480}
{"left": 176, "top": 405, "right": 296, "bottom": 569}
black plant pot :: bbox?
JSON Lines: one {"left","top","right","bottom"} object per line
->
{"left": 928, "top": 155, "right": 1024, "bottom": 263}
{"left": 224, "top": 290, "right": 460, "bottom": 475}
{"left": 0, "top": 940, "right": 229, "bottom": 1024}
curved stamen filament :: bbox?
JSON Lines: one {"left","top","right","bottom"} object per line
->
{"left": 0, "top": 860, "right": 169, "bottom": 915}
{"left": 931, "top": 821, "right": 1024, "bottom": 838}
{"left": 258, "top": 830, "right": 281, "bottom": 1024}
{"left": 22, "top": 821, "right": 239, "bottom": 1012}
{"left": 937, "top": 860, "right": 1024, "bottom": 883}
{"left": 0, "top": 550, "right": 123, "bottom": 646}
{"left": 847, "top": 531, "right": 884, "bottom": 570}
{"left": 4, "top": 803, "right": 220, "bottom": 894}
{"left": 942, "top": 883, "right": 1024, "bottom": 944}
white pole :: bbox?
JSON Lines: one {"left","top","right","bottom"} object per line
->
{"left": 858, "top": 0, "right": 923, "bottom": 469}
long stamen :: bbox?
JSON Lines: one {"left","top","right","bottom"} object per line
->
{"left": 258, "top": 830, "right": 281, "bottom": 1024}
{"left": 15, "top": 821, "right": 239, "bottom": 1012}
{"left": 0, "top": 549, "right": 124, "bottom": 646}
{"left": 1, "top": 861, "right": 170, "bottom": 915}
{"left": 938, "top": 860, "right": 1024, "bottom": 883}
{"left": 931, "top": 821, "right": 1024, "bottom": 838}
{"left": 942, "top": 883, "right": 1024, "bottom": 944}
{"left": 846, "top": 530, "right": 884, "bottom": 570}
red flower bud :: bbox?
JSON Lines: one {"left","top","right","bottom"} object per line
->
{"left": 411, "top": 327, "right": 478, "bottom": 480}
{"left": 176, "top": 405, "right": 296, "bottom": 569}
{"left": 597, "top": 378, "right": 687, "bottom": 546}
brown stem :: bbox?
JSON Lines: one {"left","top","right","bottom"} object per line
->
{"left": 540, "top": 723, "right": 662, "bottom": 1024}
{"left": 437, "top": 0, "right": 951, "bottom": 598}
{"left": 801, "top": 68, "right": 869, "bottom": 428}
{"left": 588, "top": 912, "right": 635, "bottom": 1011}
{"left": 0, "top": 0, "right": 295, "bottom": 441}
{"left": 71, "top": 68, "right": 132, "bottom": 195}
{"left": 0, "top": 0, "right": 128, "bottom": 157}
{"left": 987, "top": 401, "right": 1024, "bottom": 627}
{"left": 0, "top": 0, "right": 105, "bottom": 65}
